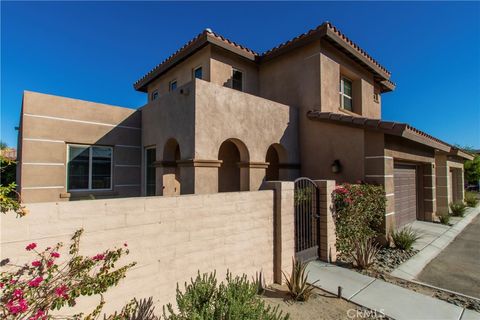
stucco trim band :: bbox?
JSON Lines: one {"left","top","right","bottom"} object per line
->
{"left": 23, "top": 113, "right": 141, "bottom": 131}
{"left": 385, "top": 212, "right": 395, "bottom": 216}
{"left": 22, "top": 186, "right": 64, "bottom": 190}
{"left": 238, "top": 162, "right": 270, "bottom": 169}
{"left": 23, "top": 138, "right": 65, "bottom": 143}
{"left": 23, "top": 163, "right": 64, "bottom": 166}
{"left": 176, "top": 159, "right": 223, "bottom": 168}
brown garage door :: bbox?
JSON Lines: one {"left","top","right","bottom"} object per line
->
{"left": 394, "top": 164, "right": 418, "bottom": 227}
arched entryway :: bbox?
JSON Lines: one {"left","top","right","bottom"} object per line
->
{"left": 265, "top": 143, "right": 287, "bottom": 181}
{"left": 218, "top": 139, "right": 249, "bottom": 192}
{"left": 162, "top": 138, "right": 181, "bottom": 196}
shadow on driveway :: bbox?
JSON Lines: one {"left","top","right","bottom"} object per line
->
{"left": 417, "top": 215, "right": 480, "bottom": 299}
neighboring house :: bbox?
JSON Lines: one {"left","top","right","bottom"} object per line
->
{"left": 16, "top": 22, "right": 472, "bottom": 232}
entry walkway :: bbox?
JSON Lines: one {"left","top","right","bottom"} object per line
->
{"left": 306, "top": 261, "right": 479, "bottom": 320}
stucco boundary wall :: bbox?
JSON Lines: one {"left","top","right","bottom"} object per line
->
{"left": 1, "top": 185, "right": 294, "bottom": 315}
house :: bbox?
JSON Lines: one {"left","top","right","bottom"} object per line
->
{"left": 16, "top": 22, "right": 473, "bottom": 233}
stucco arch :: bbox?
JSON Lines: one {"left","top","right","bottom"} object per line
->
{"left": 265, "top": 143, "right": 288, "bottom": 181}
{"left": 162, "top": 138, "right": 181, "bottom": 196}
{"left": 218, "top": 138, "right": 250, "bottom": 192}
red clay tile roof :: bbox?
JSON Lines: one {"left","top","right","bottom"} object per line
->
{"left": 134, "top": 22, "right": 395, "bottom": 92}
{"left": 306, "top": 111, "right": 461, "bottom": 154}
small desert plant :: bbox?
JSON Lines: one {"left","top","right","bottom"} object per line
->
{"left": 465, "top": 192, "right": 479, "bottom": 207}
{"left": 163, "top": 271, "right": 289, "bottom": 320}
{"left": 253, "top": 270, "right": 266, "bottom": 295}
{"left": 438, "top": 213, "right": 451, "bottom": 225}
{"left": 450, "top": 201, "right": 467, "bottom": 217}
{"left": 391, "top": 227, "right": 421, "bottom": 251}
{"left": 351, "top": 238, "right": 379, "bottom": 269}
{"left": 282, "top": 258, "right": 318, "bottom": 301}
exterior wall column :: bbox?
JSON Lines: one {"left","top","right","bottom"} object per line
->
{"left": 239, "top": 162, "right": 269, "bottom": 191}
{"left": 457, "top": 168, "right": 465, "bottom": 202}
{"left": 314, "top": 180, "right": 337, "bottom": 263}
{"left": 364, "top": 131, "right": 394, "bottom": 234}
{"left": 422, "top": 163, "right": 437, "bottom": 221}
{"left": 435, "top": 154, "right": 449, "bottom": 215}
{"left": 177, "top": 159, "right": 223, "bottom": 195}
{"left": 261, "top": 181, "right": 295, "bottom": 284}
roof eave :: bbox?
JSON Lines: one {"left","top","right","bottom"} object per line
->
{"left": 450, "top": 148, "right": 475, "bottom": 161}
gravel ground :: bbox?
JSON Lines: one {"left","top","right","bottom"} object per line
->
{"left": 261, "top": 284, "right": 391, "bottom": 320}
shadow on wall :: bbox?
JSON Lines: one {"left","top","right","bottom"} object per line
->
{"left": 65, "top": 111, "right": 142, "bottom": 201}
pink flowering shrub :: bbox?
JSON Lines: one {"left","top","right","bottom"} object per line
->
{"left": 333, "top": 183, "right": 386, "bottom": 254}
{"left": 0, "top": 229, "right": 136, "bottom": 319}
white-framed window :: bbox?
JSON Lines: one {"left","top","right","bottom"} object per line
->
{"left": 339, "top": 77, "right": 353, "bottom": 111}
{"left": 151, "top": 90, "right": 159, "bottom": 101}
{"left": 193, "top": 66, "right": 202, "bottom": 79}
{"left": 145, "top": 147, "right": 156, "bottom": 196}
{"left": 232, "top": 68, "right": 243, "bottom": 91}
{"left": 67, "top": 144, "right": 113, "bottom": 191}
{"left": 169, "top": 80, "right": 177, "bottom": 92}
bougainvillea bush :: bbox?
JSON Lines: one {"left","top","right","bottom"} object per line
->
{"left": 0, "top": 229, "right": 136, "bottom": 319}
{"left": 333, "top": 183, "right": 386, "bottom": 254}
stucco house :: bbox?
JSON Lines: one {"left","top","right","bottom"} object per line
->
{"left": 16, "top": 22, "right": 472, "bottom": 233}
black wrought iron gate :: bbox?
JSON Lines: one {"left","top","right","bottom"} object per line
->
{"left": 294, "top": 177, "right": 320, "bottom": 262}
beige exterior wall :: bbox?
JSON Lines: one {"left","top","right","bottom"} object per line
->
{"left": 18, "top": 91, "right": 141, "bottom": 203}
{"left": 210, "top": 46, "right": 259, "bottom": 95}
{"left": 147, "top": 46, "right": 212, "bottom": 99}
{"left": 436, "top": 153, "right": 465, "bottom": 215}
{"left": 1, "top": 189, "right": 294, "bottom": 315}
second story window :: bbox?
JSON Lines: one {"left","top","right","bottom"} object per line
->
{"left": 193, "top": 66, "right": 202, "bottom": 79}
{"left": 151, "top": 90, "right": 159, "bottom": 101}
{"left": 232, "top": 68, "right": 243, "bottom": 91}
{"left": 339, "top": 77, "right": 353, "bottom": 111}
{"left": 169, "top": 80, "right": 177, "bottom": 92}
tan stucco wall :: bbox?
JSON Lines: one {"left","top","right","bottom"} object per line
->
{"left": 18, "top": 91, "right": 141, "bottom": 203}
{"left": 147, "top": 46, "right": 211, "bottom": 99}
{"left": 1, "top": 190, "right": 289, "bottom": 315}
{"left": 319, "top": 40, "right": 381, "bottom": 119}
{"left": 210, "top": 46, "right": 259, "bottom": 95}
{"left": 301, "top": 122, "right": 365, "bottom": 182}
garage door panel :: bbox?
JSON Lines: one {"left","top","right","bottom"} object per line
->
{"left": 394, "top": 164, "right": 418, "bottom": 228}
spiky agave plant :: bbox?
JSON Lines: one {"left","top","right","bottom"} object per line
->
{"left": 351, "top": 238, "right": 380, "bottom": 269}
{"left": 282, "top": 258, "right": 318, "bottom": 301}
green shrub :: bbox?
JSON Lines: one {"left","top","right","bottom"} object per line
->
{"left": 438, "top": 213, "right": 450, "bottom": 225}
{"left": 450, "top": 201, "right": 467, "bottom": 217}
{"left": 333, "top": 183, "right": 386, "bottom": 254}
{"left": 351, "top": 238, "right": 379, "bottom": 269}
{"left": 391, "top": 227, "right": 421, "bottom": 251}
{"left": 0, "top": 182, "right": 27, "bottom": 217}
{"left": 163, "top": 271, "right": 289, "bottom": 320}
{"left": 282, "top": 258, "right": 317, "bottom": 301}
{"left": 465, "top": 192, "right": 479, "bottom": 207}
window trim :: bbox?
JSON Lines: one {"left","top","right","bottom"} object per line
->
{"left": 231, "top": 68, "right": 244, "bottom": 92}
{"left": 169, "top": 79, "right": 177, "bottom": 92}
{"left": 339, "top": 76, "right": 353, "bottom": 111}
{"left": 66, "top": 144, "right": 113, "bottom": 192}
{"left": 144, "top": 146, "right": 156, "bottom": 196}
{"left": 192, "top": 65, "right": 203, "bottom": 80}
{"left": 151, "top": 90, "right": 159, "bottom": 101}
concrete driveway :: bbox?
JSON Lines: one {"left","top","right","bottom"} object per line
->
{"left": 417, "top": 215, "right": 480, "bottom": 299}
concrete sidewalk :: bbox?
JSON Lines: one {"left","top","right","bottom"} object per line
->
{"left": 306, "top": 261, "right": 479, "bottom": 320}
{"left": 392, "top": 206, "right": 480, "bottom": 281}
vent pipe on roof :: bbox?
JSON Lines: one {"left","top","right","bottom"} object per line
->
{"left": 205, "top": 28, "right": 213, "bottom": 33}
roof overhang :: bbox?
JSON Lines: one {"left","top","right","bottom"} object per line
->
{"left": 450, "top": 147, "right": 475, "bottom": 161}
{"left": 134, "top": 22, "right": 396, "bottom": 93}
{"left": 134, "top": 31, "right": 256, "bottom": 92}
{"left": 307, "top": 111, "right": 452, "bottom": 153}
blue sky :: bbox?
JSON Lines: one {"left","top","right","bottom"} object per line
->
{"left": 2, "top": 1, "right": 479, "bottom": 148}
